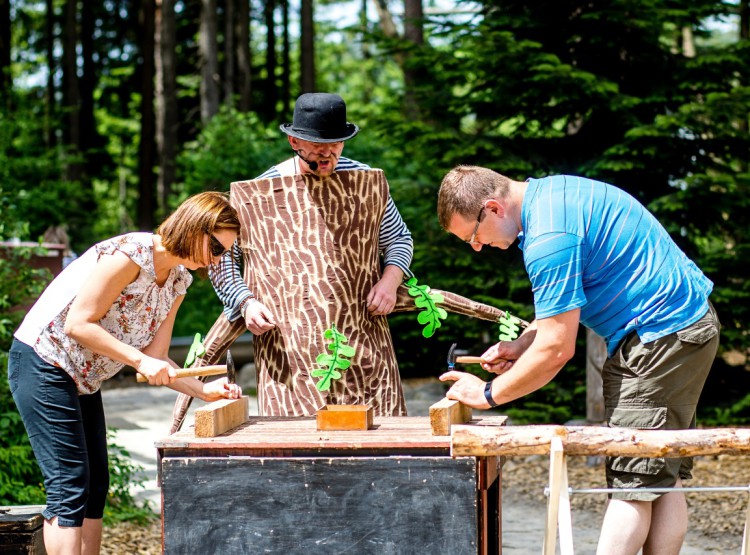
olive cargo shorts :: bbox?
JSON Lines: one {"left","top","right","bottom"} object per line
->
{"left": 602, "top": 303, "right": 720, "bottom": 501}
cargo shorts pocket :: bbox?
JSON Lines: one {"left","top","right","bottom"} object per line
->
{"left": 676, "top": 304, "right": 720, "bottom": 345}
{"left": 608, "top": 406, "right": 667, "bottom": 475}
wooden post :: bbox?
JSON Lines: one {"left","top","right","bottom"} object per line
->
{"left": 543, "top": 438, "right": 574, "bottom": 555}
{"left": 586, "top": 329, "right": 606, "bottom": 423}
{"left": 194, "top": 396, "right": 249, "bottom": 438}
{"left": 429, "top": 398, "right": 472, "bottom": 436}
{"left": 742, "top": 488, "right": 750, "bottom": 555}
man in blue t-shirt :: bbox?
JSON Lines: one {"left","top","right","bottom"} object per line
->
{"left": 437, "top": 165, "right": 719, "bottom": 554}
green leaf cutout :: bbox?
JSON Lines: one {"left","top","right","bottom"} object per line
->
{"left": 498, "top": 312, "right": 522, "bottom": 342}
{"left": 184, "top": 332, "right": 206, "bottom": 368}
{"left": 406, "top": 277, "right": 448, "bottom": 338}
{"left": 312, "top": 326, "right": 356, "bottom": 391}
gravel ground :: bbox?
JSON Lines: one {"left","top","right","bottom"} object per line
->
{"left": 502, "top": 453, "right": 749, "bottom": 553}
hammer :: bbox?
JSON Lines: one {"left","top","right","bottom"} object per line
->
{"left": 136, "top": 350, "right": 236, "bottom": 383}
{"left": 446, "top": 342, "right": 485, "bottom": 369}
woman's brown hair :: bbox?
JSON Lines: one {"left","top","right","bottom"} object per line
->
{"left": 157, "top": 192, "right": 240, "bottom": 270}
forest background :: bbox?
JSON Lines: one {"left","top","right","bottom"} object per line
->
{"left": 1, "top": 0, "right": 750, "bottom": 507}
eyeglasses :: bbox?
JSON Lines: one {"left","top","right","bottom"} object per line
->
{"left": 209, "top": 235, "right": 231, "bottom": 258}
{"left": 465, "top": 206, "right": 486, "bottom": 245}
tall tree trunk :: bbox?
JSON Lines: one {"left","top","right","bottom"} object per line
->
{"left": 45, "top": 0, "right": 56, "bottom": 146}
{"left": 280, "top": 0, "right": 290, "bottom": 119}
{"left": 138, "top": 0, "right": 156, "bottom": 231}
{"left": 402, "top": 0, "right": 424, "bottom": 119}
{"left": 264, "top": 0, "right": 277, "bottom": 119}
{"left": 62, "top": 0, "right": 82, "bottom": 183}
{"left": 79, "top": 0, "right": 102, "bottom": 173}
{"left": 359, "top": 0, "right": 371, "bottom": 105}
{"left": 200, "top": 0, "right": 219, "bottom": 124}
{"left": 0, "top": 0, "right": 10, "bottom": 105}
{"left": 299, "top": 0, "right": 314, "bottom": 93}
{"left": 223, "top": 0, "right": 235, "bottom": 107}
{"left": 236, "top": 0, "right": 252, "bottom": 111}
{"left": 740, "top": 0, "right": 749, "bottom": 174}
{"left": 155, "top": 0, "right": 177, "bottom": 216}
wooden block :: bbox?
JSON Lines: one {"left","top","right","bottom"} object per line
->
{"left": 194, "top": 396, "right": 249, "bottom": 438}
{"left": 316, "top": 405, "right": 373, "bottom": 431}
{"left": 429, "top": 398, "right": 472, "bottom": 436}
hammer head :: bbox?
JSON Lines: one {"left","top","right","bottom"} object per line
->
{"left": 226, "top": 350, "right": 236, "bottom": 384}
{"left": 447, "top": 342, "right": 457, "bottom": 370}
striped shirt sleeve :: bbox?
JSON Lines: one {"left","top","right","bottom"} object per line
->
{"left": 210, "top": 158, "right": 413, "bottom": 322}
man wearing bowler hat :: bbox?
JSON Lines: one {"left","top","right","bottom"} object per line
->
{"left": 210, "top": 92, "right": 414, "bottom": 335}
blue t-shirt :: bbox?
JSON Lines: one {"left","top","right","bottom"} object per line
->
{"left": 519, "top": 175, "right": 713, "bottom": 357}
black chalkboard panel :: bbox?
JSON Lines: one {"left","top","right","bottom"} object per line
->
{"left": 162, "top": 456, "right": 481, "bottom": 554}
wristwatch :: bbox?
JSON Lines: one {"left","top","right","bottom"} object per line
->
{"left": 484, "top": 380, "right": 499, "bottom": 408}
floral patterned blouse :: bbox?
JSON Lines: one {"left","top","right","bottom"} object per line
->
{"left": 25, "top": 233, "right": 192, "bottom": 394}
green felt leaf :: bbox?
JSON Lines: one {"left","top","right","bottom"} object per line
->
{"left": 498, "top": 313, "right": 522, "bottom": 342}
{"left": 313, "top": 325, "right": 356, "bottom": 391}
{"left": 184, "top": 332, "right": 206, "bottom": 368}
{"left": 406, "top": 276, "right": 449, "bottom": 338}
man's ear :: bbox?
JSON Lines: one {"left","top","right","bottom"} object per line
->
{"left": 485, "top": 198, "right": 505, "bottom": 219}
{"left": 288, "top": 136, "right": 298, "bottom": 149}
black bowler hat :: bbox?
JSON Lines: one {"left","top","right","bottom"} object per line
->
{"left": 280, "top": 93, "right": 359, "bottom": 143}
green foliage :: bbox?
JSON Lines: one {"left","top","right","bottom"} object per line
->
{"left": 177, "top": 108, "right": 290, "bottom": 198}
{"left": 5, "top": 0, "right": 749, "bottom": 425}
{"left": 171, "top": 278, "right": 224, "bottom": 338}
{"left": 0, "top": 350, "right": 46, "bottom": 505}
{"left": 405, "top": 277, "right": 448, "bottom": 338}
{"left": 0, "top": 105, "right": 95, "bottom": 252}
{"left": 104, "top": 431, "right": 156, "bottom": 525}
{"left": 312, "top": 326, "right": 356, "bottom": 392}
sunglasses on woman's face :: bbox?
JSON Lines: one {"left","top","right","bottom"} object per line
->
{"left": 209, "top": 235, "right": 231, "bottom": 258}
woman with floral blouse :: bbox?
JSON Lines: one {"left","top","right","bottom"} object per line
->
{"left": 8, "top": 191, "right": 242, "bottom": 555}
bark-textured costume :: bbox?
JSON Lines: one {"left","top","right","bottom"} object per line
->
{"left": 170, "top": 170, "right": 514, "bottom": 433}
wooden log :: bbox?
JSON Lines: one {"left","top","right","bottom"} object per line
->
{"left": 451, "top": 425, "right": 750, "bottom": 458}
{"left": 393, "top": 285, "right": 530, "bottom": 326}
{"left": 194, "top": 396, "right": 249, "bottom": 438}
{"left": 429, "top": 398, "right": 472, "bottom": 436}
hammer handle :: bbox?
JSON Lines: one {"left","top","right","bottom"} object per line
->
{"left": 456, "top": 356, "right": 485, "bottom": 365}
{"left": 136, "top": 364, "right": 227, "bottom": 383}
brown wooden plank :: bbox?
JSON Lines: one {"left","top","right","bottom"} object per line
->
{"left": 316, "top": 404, "right": 373, "bottom": 431}
{"left": 194, "top": 396, "right": 249, "bottom": 438}
{"left": 429, "top": 398, "right": 472, "bottom": 436}
{"left": 160, "top": 416, "right": 504, "bottom": 457}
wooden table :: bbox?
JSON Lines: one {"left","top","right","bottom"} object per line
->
{"left": 156, "top": 415, "right": 507, "bottom": 554}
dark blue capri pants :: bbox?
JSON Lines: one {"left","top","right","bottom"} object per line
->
{"left": 8, "top": 339, "right": 109, "bottom": 527}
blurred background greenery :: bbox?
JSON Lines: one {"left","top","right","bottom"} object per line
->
{"left": 2, "top": 0, "right": 749, "bottom": 440}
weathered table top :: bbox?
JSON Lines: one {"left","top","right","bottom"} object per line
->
{"left": 156, "top": 415, "right": 507, "bottom": 458}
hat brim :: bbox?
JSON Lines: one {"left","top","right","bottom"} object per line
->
{"left": 279, "top": 123, "right": 359, "bottom": 143}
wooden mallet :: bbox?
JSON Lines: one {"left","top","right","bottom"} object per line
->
{"left": 136, "top": 350, "right": 236, "bottom": 383}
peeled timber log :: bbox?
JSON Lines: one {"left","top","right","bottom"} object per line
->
{"left": 393, "top": 285, "right": 529, "bottom": 326}
{"left": 451, "top": 425, "right": 750, "bottom": 458}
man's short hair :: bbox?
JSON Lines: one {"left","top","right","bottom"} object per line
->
{"left": 437, "top": 166, "right": 511, "bottom": 230}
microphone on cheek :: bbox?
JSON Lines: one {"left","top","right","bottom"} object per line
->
{"left": 294, "top": 150, "right": 318, "bottom": 171}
